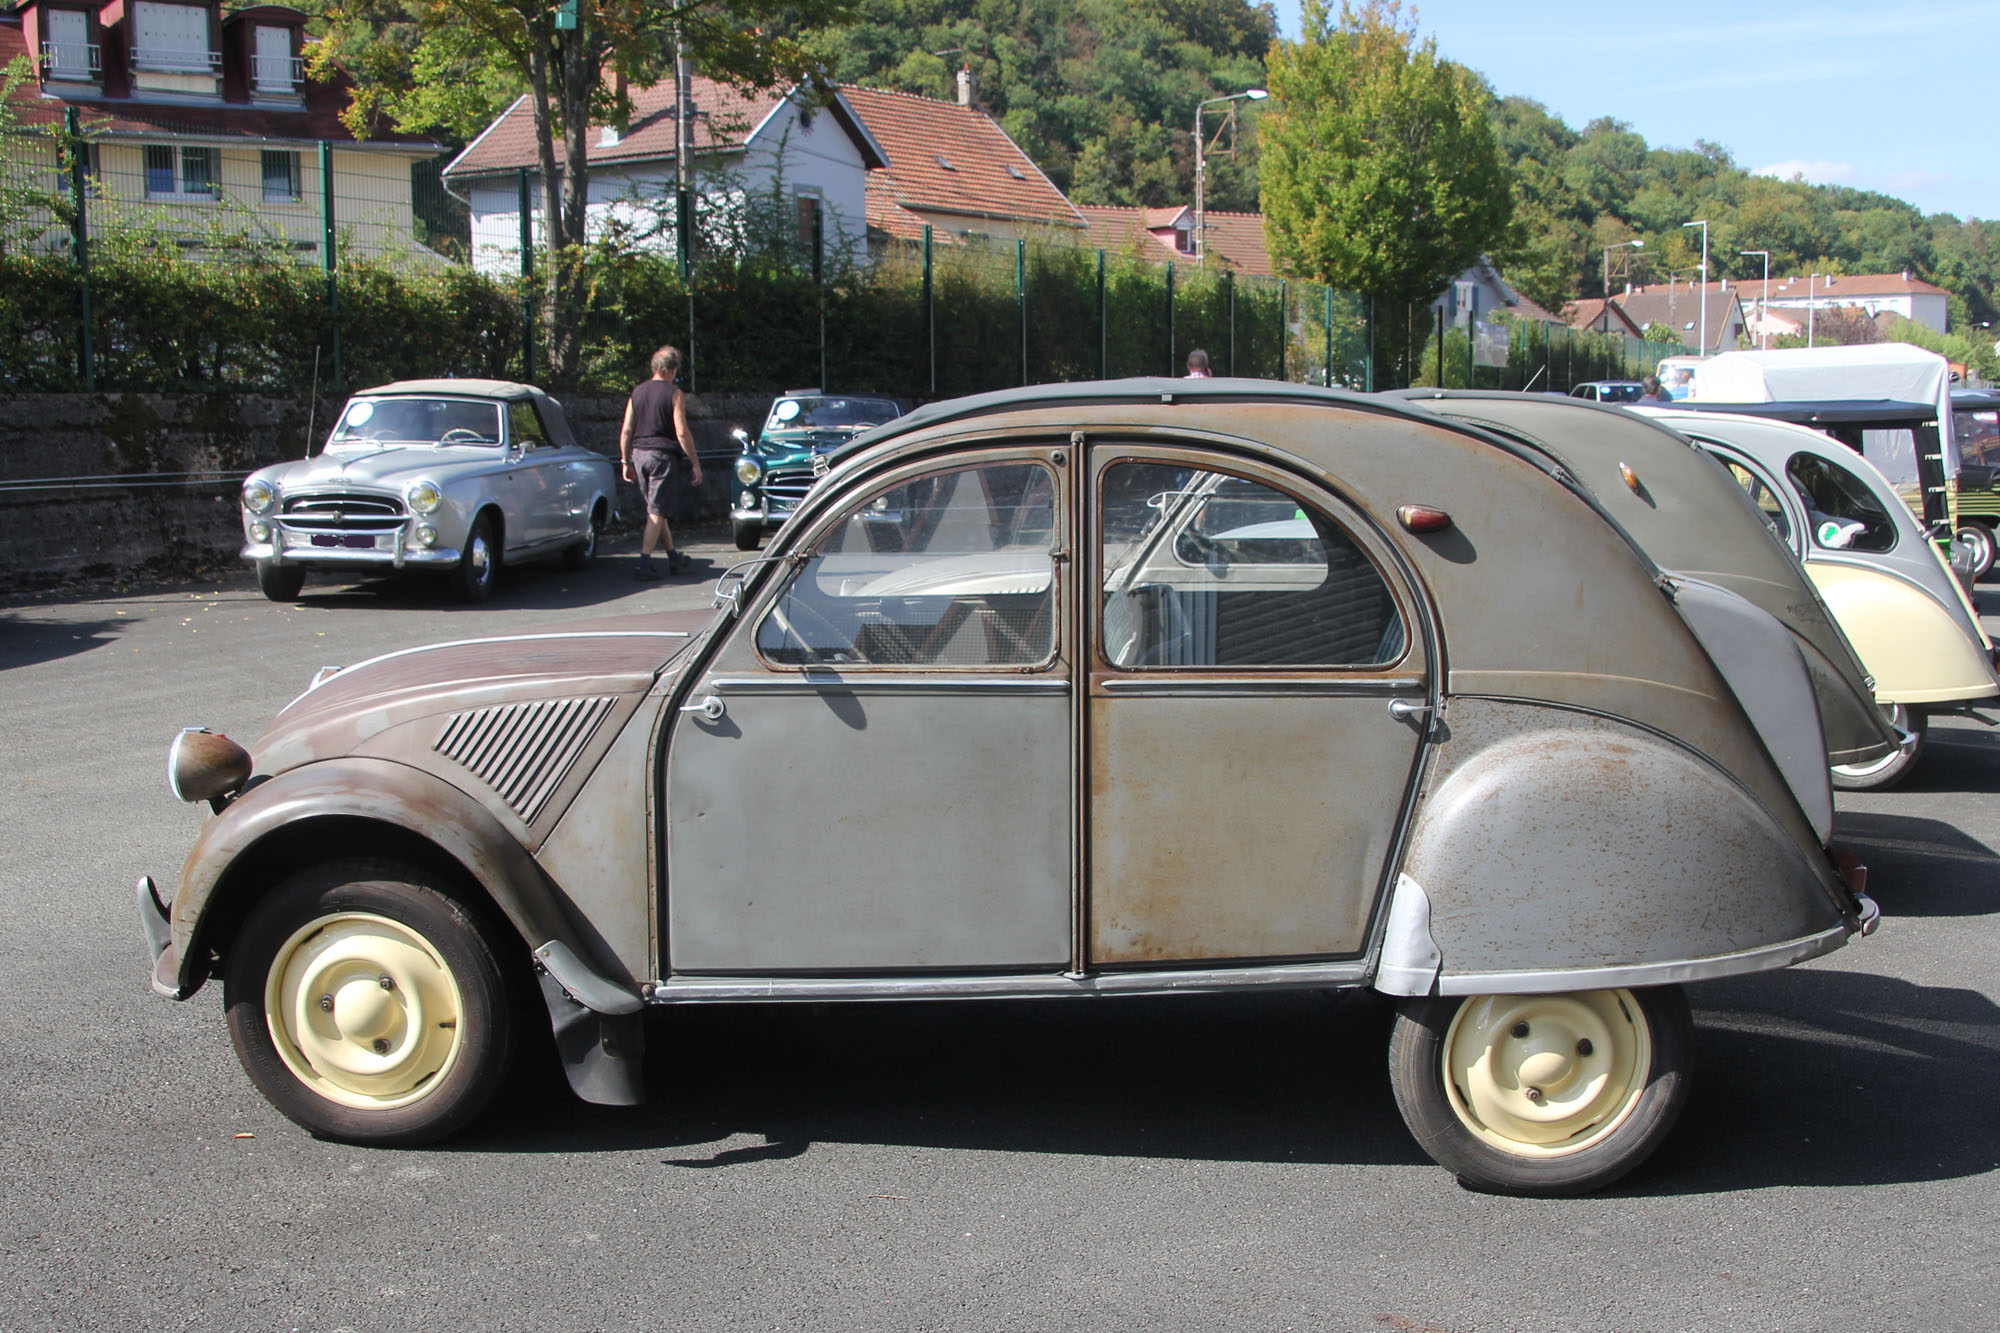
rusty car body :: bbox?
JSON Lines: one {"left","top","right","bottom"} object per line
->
{"left": 239, "top": 379, "right": 617, "bottom": 604}
{"left": 144, "top": 379, "right": 1879, "bottom": 1196}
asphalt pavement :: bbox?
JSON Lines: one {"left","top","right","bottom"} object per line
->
{"left": 2, "top": 540, "right": 1996, "bottom": 1333}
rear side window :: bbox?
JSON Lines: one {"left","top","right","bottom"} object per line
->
{"left": 1099, "top": 462, "right": 1403, "bottom": 669}
{"left": 1719, "top": 459, "right": 1792, "bottom": 545}
{"left": 1786, "top": 453, "right": 1896, "bottom": 553}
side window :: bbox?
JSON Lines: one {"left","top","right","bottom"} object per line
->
{"left": 1785, "top": 453, "right": 1896, "bottom": 553}
{"left": 509, "top": 402, "right": 551, "bottom": 449}
{"left": 1720, "top": 459, "right": 1791, "bottom": 544}
{"left": 756, "top": 460, "right": 1057, "bottom": 668}
{"left": 1099, "top": 462, "right": 1403, "bottom": 669}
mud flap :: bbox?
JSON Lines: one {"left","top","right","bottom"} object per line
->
{"left": 537, "top": 972, "right": 646, "bottom": 1107}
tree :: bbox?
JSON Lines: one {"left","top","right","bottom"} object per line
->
{"left": 314, "top": 0, "right": 856, "bottom": 383}
{"left": 1260, "top": 1, "right": 1509, "bottom": 384}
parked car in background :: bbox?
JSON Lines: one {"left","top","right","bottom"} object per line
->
{"left": 1639, "top": 405, "right": 2000, "bottom": 790}
{"left": 239, "top": 380, "right": 617, "bottom": 604}
{"left": 730, "top": 391, "right": 908, "bottom": 549}
{"left": 1949, "top": 387, "right": 2000, "bottom": 579}
{"left": 145, "top": 379, "right": 1879, "bottom": 1196}
{"left": 1568, "top": 379, "right": 1645, "bottom": 403}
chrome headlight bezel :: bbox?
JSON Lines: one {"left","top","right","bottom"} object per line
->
{"left": 242, "top": 477, "right": 276, "bottom": 515}
{"left": 735, "top": 455, "right": 764, "bottom": 486}
{"left": 406, "top": 479, "right": 443, "bottom": 515}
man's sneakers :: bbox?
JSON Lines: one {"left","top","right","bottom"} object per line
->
{"left": 666, "top": 549, "right": 693, "bottom": 575}
{"left": 635, "top": 549, "right": 693, "bottom": 581}
{"left": 633, "top": 559, "right": 663, "bottom": 581}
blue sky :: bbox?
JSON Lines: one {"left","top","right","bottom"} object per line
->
{"left": 1271, "top": 0, "right": 2000, "bottom": 222}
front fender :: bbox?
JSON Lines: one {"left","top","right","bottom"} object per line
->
{"left": 1378, "top": 702, "right": 1855, "bottom": 995}
{"left": 159, "top": 756, "right": 598, "bottom": 1000}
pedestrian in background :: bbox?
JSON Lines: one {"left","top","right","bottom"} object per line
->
{"left": 1638, "top": 375, "right": 1669, "bottom": 402}
{"left": 1185, "top": 348, "right": 1212, "bottom": 377}
{"left": 620, "top": 345, "right": 703, "bottom": 579}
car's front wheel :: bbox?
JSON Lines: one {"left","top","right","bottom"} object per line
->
{"left": 1954, "top": 522, "right": 1994, "bottom": 582}
{"left": 256, "top": 560, "right": 305, "bottom": 602}
{"left": 1831, "top": 702, "right": 1927, "bottom": 791}
{"left": 563, "top": 505, "right": 604, "bottom": 571}
{"left": 732, "top": 519, "right": 762, "bottom": 551}
{"left": 454, "top": 513, "right": 500, "bottom": 603}
{"left": 223, "top": 860, "right": 517, "bottom": 1146}
{"left": 1388, "top": 986, "right": 1693, "bottom": 1195}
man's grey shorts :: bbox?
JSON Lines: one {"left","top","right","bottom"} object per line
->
{"left": 631, "top": 445, "right": 681, "bottom": 517}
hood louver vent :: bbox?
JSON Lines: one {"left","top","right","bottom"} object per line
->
{"left": 435, "top": 696, "right": 615, "bottom": 823}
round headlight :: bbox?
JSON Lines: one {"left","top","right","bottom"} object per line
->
{"left": 242, "top": 477, "right": 275, "bottom": 515}
{"left": 735, "top": 456, "right": 764, "bottom": 486}
{"left": 406, "top": 480, "right": 442, "bottom": 515}
{"left": 416, "top": 524, "right": 438, "bottom": 547}
{"left": 249, "top": 521, "right": 271, "bottom": 543}
{"left": 167, "top": 726, "right": 252, "bottom": 804}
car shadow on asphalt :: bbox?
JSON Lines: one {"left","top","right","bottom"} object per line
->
{"left": 0, "top": 614, "right": 128, "bottom": 670}
{"left": 1832, "top": 811, "right": 2000, "bottom": 917}
{"left": 454, "top": 967, "right": 2000, "bottom": 1195}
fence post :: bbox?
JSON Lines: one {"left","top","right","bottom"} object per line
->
{"left": 813, "top": 204, "right": 825, "bottom": 391}
{"left": 1225, "top": 270, "right": 1235, "bottom": 376}
{"left": 1278, "top": 280, "right": 1287, "bottom": 381}
{"left": 679, "top": 185, "right": 695, "bottom": 393}
{"left": 1364, "top": 294, "right": 1374, "bottom": 393}
{"left": 517, "top": 167, "right": 534, "bottom": 382}
{"left": 319, "top": 142, "right": 340, "bottom": 389}
{"left": 1164, "top": 261, "right": 1176, "bottom": 376}
{"left": 1017, "top": 238, "right": 1027, "bottom": 387}
{"left": 923, "top": 225, "right": 935, "bottom": 399}
{"left": 1096, "top": 250, "right": 1106, "bottom": 380}
{"left": 1322, "top": 285, "right": 1333, "bottom": 387}
{"left": 65, "top": 107, "right": 93, "bottom": 390}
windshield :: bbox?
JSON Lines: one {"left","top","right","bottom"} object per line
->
{"left": 764, "top": 396, "right": 901, "bottom": 434}
{"left": 331, "top": 397, "right": 505, "bottom": 447}
{"left": 1955, "top": 404, "right": 2000, "bottom": 468}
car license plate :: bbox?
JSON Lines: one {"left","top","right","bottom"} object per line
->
{"left": 309, "top": 534, "right": 378, "bottom": 549}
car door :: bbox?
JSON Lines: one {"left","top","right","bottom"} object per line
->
{"left": 1085, "top": 447, "right": 1430, "bottom": 964}
{"left": 663, "top": 449, "right": 1072, "bottom": 973}
{"left": 505, "top": 400, "right": 563, "bottom": 550}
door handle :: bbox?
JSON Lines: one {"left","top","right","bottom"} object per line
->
{"left": 1387, "top": 698, "right": 1431, "bottom": 723}
{"left": 679, "top": 695, "right": 725, "bottom": 721}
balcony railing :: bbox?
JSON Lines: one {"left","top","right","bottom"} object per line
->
{"left": 251, "top": 53, "right": 304, "bottom": 93}
{"left": 39, "top": 40, "right": 102, "bottom": 81}
{"left": 131, "top": 45, "right": 222, "bottom": 76}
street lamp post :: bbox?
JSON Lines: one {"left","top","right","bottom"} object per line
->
{"left": 1194, "top": 88, "right": 1267, "bottom": 267}
{"left": 1602, "top": 239, "right": 1644, "bottom": 319}
{"left": 1740, "top": 249, "right": 1770, "bottom": 349}
{"left": 1682, "top": 219, "right": 1709, "bottom": 355}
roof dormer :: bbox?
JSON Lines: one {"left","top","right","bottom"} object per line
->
{"left": 19, "top": 0, "right": 107, "bottom": 89}
{"left": 221, "top": 5, "right": 306, "bottom": 105}
{"left": 105, "top": 0, "right": 223, "bottom": 100}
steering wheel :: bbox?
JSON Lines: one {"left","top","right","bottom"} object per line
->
{"left": 766, "top": 594, "right": 860, "bottom": 665}
{"left": 438, "top": 428, "right": 488, "bottom": 444}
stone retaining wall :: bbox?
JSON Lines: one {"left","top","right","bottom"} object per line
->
{"left": 0, "top": 389, "right": 769, "bottom": 591}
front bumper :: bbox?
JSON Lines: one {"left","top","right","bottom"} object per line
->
{"left": 137, "top": 875, "right": 182, "bottom": 1000}
{"left": 242, "top": 536, "right": 462, "bottom": 570}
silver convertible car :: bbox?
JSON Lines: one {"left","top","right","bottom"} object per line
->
{"left": 146, "top": 379, "right": 1879, "bottom": 1196}
{"left": 239, "top": 380, "right": 618, "bottom": 603}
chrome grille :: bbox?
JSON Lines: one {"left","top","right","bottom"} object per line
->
{"left": 282, "top": 492, "right": 406, "bottom": 533}
{"left": 763, "top": 466, "right": 820, "bottom": 510}
{"left": 434, "top": 696, "right": 615, "bottom": 823}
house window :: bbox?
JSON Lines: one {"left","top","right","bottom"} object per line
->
{"left": 252, "top": 24, "right": 297, "bottom": 94}
{"left": 41, "top": 8, "right": 99, "bottom": 81}
{"left": 52, "top": 141, "right": 98, "bottom": 195}
{"left": 261, "top": 150, "right": 300, "bottom": 202}
{"left": 145, "top": 144, "right": 217, "bottom": 198}
{"left": 132, "top": 1, "right": 214, "bottom": 74}
{"left": 1175, "top": 224, "right": 1194, "bottom": 255}
{"left": 795, "top": 194, "right": 822, "bottom": 255}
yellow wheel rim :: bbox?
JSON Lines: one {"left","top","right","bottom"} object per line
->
{"left": 264, "top": 912, "right": 466, "bottom": 1111}
{"left": 1442, "top": 990, "right": 1651, "bottom": 1157}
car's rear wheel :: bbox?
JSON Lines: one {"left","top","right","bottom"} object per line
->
{"left": 1831, "top": 702, "right": 1927, "bottom": 791}
{"left": 563, "top": 505, "right": 604, "bottom": 570}
{"left": 1388, "top": 986, "right": 1693, "bottom": 1195}
{"left": 732, "top": 519, "right": 762, "bottom": 551}
{"left": 1954, "top": 522, "right": 1994, "bottom": 581}
{"left": 257, "top": 560, "right": 305, "bottom": 602}
{"left": 223, "top": 860, "right": 516, "bottom": 1146}
{"left": 454, "top": 513, "right": 500, "bottom": 603}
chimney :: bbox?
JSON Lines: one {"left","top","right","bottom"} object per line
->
{"left": 956, "top": 66, "right": 974, "bottom": 107}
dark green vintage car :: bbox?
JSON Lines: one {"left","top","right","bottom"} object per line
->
{"left": 729, "top": 391, "right": 908, "bottom": 549}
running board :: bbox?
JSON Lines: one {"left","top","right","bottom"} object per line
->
{"left": 641, "top": 961, "right": 1374, "bottom": 1004}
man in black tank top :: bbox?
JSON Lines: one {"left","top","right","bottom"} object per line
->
{"left": 620, "top": 345, "right": 704, "bottom": 578}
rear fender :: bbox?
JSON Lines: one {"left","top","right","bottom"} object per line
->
{"left": 1807, "top": 563, "right": 2000, "bottom": 704}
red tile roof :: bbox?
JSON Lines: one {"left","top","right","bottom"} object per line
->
{"left": 1683, "top": 271, "right": 1950, "bottom": 299}
{"left": 841, "top": 84, "right": 1082, "bottom": 231}
{"left": 1072, "top": 204, "right": 1276, "bottom": 277}
{"left": 0, "top": 18, "right": 434, "bottom": 148}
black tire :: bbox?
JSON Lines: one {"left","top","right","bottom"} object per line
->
{"left": 257, "top": 560, "right": 305, "bottom": 602}
{"left": 222, "top": 860, "right": 518, "bottom": 1146}
{"left": 1831, "top": 703, "right": 1927, "bottom": 791}
{"left": 732, "top": 519, "right": 762, "bottom": 551}
{"left": 563, "top": 505, "right": 604, "bottom": 571}
{"left": 454, "top": 512, "right": 500, "bottom": 603}
{"left": 1388, "top": 986, "right": 1693, "bottom": 1196}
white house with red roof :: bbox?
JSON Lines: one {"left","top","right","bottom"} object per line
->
{"left": 1070, "top": 203, "right": 1275, "bottom": 276}
{"left": 1, "top": 0, "right": 440, "bottom": 258}
{"left": 1719, "top": 271, "right": 1952, "bottom": 336}
{"left": 441, "top": 75, "right": 887, "bottom": 275}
